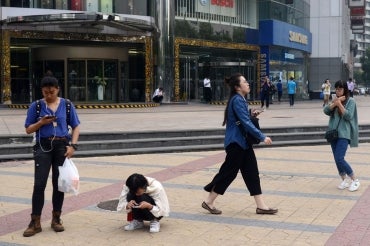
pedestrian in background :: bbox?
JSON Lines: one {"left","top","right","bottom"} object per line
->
{"left": 321, "top": 79, "right": 331, "bottom": 106}
{"left": 323, "top": 80, "right": 360, "bottom": 192}
{"left": 23, "top": 74, "right": 80, "bottom": 237}
{"left": 203, "top": 77, "right": 212, "bottom": 102}
{"left": 152, "top": 87, "right": 164, "bottom": 103}
{"left": 276, "top": 79, "right": 283, "bottom": 102}
{"left": 287, "top": 77, "right": 297, "bottom": 107}
{"left": 202, "top": 73, "right": 278, "bottom": 216}
{"left": 347, "top": 78, "right": 355, "bottom": 97}
{"left": 117, "top": 173, "right": 170, "bottom": 233}
{"left": 260, "top": 76, "right": 271, "bottom": 109}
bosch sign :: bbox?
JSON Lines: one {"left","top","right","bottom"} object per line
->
{"left": 211, "top": 0, "right": 234, "bottom": 8}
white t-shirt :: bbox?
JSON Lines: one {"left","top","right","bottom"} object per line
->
{"left": 322, "top": 83, "right": 331, "bottom": 95}
{"left": 152, "top": 88, "right": 163, "bottom": 98}
{"left": 347, "top": 81, "right": 355, "bottom": 92}
{"left": 203, "top": 78, "right": 211, "bottom": 88}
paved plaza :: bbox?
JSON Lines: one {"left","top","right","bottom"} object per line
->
{"left": 1, "top": 97, "right": 370, "bottom": 245}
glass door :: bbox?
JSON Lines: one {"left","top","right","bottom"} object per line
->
{"left": 179, "top": 56, "right": 198, "bottom": 102}
{"left": 68, "top": 59, "right": 118, "bottom": 102}
{"left": 68, "top": 60, "right": 86, "bottom": 101}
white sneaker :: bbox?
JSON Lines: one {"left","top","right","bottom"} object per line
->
{"left": 149, "top": 220, "right": 160, "bottom": 233}
{"left": 338, "top": 179, "right": 350, "bottom": 190}
{"left": 124, "top": 220, "right": 144, "bottom": 231}
{"left": 348, "top": 179, "right": 360, "bottom": 192}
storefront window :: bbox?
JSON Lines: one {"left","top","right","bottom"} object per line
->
{"left": 68, "top": 59, "right": 118, "bottom": 102}
{"left": 68, "top": 60, "right": 86, "bottom": 101}
{"left": 1, "top": 0, "right": 29, "bottom": 7}
{"left": 269, "top": 47, "right": 308, "bottom": 99}
{"left": 87, "top": 60, "right": 102, "bottom": 101}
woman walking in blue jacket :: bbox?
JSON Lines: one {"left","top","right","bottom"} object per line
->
{"left": 202, "top": 73, "right": 278, "bottom": 215}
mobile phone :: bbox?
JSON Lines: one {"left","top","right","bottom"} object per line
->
{"left": 45, "top": 115, "right": 56, "bottom": 119}
{"left": 331, "top": 94, "right": 337, "bottom": 100}
{"left": 132, "top": 205, "right": 140, "bottom": 208}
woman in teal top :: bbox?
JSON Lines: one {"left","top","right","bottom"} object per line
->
{"left": 323, "top": 80, "right": 359, "bottom": 192}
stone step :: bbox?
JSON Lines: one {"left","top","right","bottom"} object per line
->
{"left": 1, "top": 126, "right": 370, "bottom": 161}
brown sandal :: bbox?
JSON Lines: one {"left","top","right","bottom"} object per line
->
{"left": 202, "top": 201, "right": 222, "bottom": 215}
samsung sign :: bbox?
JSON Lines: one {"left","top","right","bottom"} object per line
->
{"left": 289, "top": 31, "right": 308, "bottom": 45}
{"left": 258, "top": 20, "right": 312, "bottom": 53}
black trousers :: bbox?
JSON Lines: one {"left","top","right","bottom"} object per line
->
{"left": 127, "top": 193, "right": 161, "bottom": 221}
{"left": 153, "top": 95, "right": 163, "bottom": 103}
{"left": 204, "top": 87, "right": 212, "bottom": 102}
{"left": 260, "top": 92, "right": 269, "bottom": 108}
{"left": 204, "top": 143, "right": 262, "bottom": 196}
{"left": 32, "top": 139, "right": 68, "bottom": 215}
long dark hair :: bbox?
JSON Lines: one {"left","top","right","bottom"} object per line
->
{"left": 334, "top": 80, "right": 349, "bottom": 100}
{"left": 222, "top": 73, "right": 243, "bottom": 126}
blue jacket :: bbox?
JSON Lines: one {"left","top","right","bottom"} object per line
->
{"left": 287, "top": 80, "right": 296, "bottom": 94}
{"left": 323, "top": 97, "right": 359, "bottom": 147}
{"left": 225, "top": 94, "right": 265, "bottom": 149}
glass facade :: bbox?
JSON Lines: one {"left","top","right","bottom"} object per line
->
{"left": 255, "top": 0, "right": 311, "bottom": 100}
{"left": 174, "top": 0, "right": 259, "bottom": 102}
{"left": 258, "top": 0, "right": 310, "bottom": 30}
{"left": 1, "top": 0, "right": 311, "bottom": 104}
{"left": 1, "top": 0, "right": 149, "bottom": 14}
{"left": 269, "top": 47, "right": 309, "bottom": 100}
{"left": 7, "top": 37, "right": 145, "bottom": 104}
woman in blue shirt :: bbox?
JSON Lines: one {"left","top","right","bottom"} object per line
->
{"left": 23, "top": 75, "right": 80, "bottom": 237}
{"left": 202, "top": 73, "right": 278, "bottom": 215}
{"left": 323, "top": 80, "right": 359, "bottom": 192}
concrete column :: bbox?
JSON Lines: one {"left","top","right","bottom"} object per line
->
{"left": 155, "top": 0, "right": 175, "bottom": 102}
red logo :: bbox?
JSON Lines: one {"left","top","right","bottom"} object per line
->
{"left": 211, "top": 0, "right": 234, "bottom": 8}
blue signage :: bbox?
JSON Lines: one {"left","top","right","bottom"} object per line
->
{"left": 259, "top": 20, "right": 312, "bottom": 53}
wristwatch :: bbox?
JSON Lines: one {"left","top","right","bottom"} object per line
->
{"left": 70, "top": 143, "right": 78, "bottom": 150}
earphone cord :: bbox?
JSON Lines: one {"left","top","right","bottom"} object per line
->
{"left": 37, "top": 124, "right": 56, "bottom": 153}
{"left": 38, "top": 102, "right": 56, "bottom": 152}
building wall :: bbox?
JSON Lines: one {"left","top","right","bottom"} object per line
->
{"left": 309, "top": 57, "right": 343, "bottom": 85}
{"left": 353, "top": 0, "right": 370, "bottom": 70}
{"left": 309, "top": 0, "right": 351, "bottom": 91}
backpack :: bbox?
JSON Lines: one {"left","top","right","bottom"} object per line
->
{"left": 36, "top": 99, "right": 72, "bottom": 126}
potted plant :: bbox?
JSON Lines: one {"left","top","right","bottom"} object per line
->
{"left": 94, "top": 76, "right": 106, "bottom": 100}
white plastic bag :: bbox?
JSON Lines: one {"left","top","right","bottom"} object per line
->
{"left": 58, "top": 158, "right": 80, "bottom": 195}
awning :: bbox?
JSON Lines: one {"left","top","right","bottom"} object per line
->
{"left": 4, "top": 12, "right": 157, "bottom": 33}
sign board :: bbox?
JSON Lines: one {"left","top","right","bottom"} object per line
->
{"left": 350, "top": 7, "right": 365, "bottom": 16}
{"left": 348, "top": 0, "right": 365, "bottom": 7}
{"left": 196, "top": 0, "right": 237, "bottom": 18}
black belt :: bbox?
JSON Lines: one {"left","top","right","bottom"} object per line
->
{"left": 45, "top": 137, "right": 67, "bottom": 141}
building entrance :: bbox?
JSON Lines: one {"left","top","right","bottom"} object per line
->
{"left": 175, "top": 38, "right": 259, "bottom": 102}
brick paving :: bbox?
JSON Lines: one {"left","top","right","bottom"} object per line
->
{"left": 1, "top": 97, "right": 370, "bottom": 245}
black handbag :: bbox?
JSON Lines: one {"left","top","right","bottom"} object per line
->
{"left": 324, "top": 129, "right": 338, "bottom": 143}
{"left": 325, "top": 118, "right": 341, "bottom": 143}
{"left": 231, "top": 98, "right": 261, "bottom": 145}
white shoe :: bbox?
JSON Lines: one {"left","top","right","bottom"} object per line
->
{"left": 337, "top": 179, "right": 350, "bottom": 190}
{"left": 124, "top": 220, "right": 144, "bottom": 231}
{"left": 348, "top": 179, "right": 360, "bottom": 192}
{"left": 149, "top": 220, "right": 160, "bottom": 233}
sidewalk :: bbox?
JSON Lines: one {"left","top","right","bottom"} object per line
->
{"left": 1, "top": 97, "right": 370, "bottom": 245}
{"left": 1, "top": 96, "right": 370, "bottom": 136}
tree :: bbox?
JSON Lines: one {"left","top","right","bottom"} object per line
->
{"left": 353, "top": 70, "right": 363, "bottom": 84}
{"left": 360, "top": 48, "right": 370, "bottom": 87}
